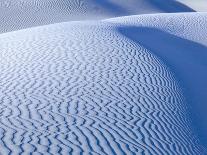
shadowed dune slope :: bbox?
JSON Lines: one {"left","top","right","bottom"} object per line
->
{"left": 146, "top": 0, "right": 194, "bottom": 13}
{"left": 0, "top": 0, "right": 194, "bottom": 33}
{"left": 119, "top": 26, "right": 207, "bottom": 147}
{"left": 0, "top": 13, "right": 206, "bottom": 154}
{"left": 108, "top": 12, "right": 207, "bottom": 148}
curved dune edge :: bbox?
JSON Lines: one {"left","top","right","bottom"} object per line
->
{"left": 0, "top": 0, "right": 194, "bottom": 34}
{"left": 107, "top": 12, "right": 207, "bottom": 147}
{"left": 0, "top": 13, "right": 206, "bottom": 154}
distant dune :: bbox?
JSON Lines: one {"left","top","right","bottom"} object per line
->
{"left": 0, "top": 0, "right": 194, "bottom": 33}
{"left": 0, "top": 0, "right": 207, "bottom": 154}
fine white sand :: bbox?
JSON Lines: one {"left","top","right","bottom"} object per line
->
{"left": 0, "top": 0, "right": 194, "bottom": 33}
{"left": 0, "top": 0, "right": 206, "bottom": 154}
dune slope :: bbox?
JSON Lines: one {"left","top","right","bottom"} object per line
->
{"left": 0, "top": 13, "right": 206, "bottom": 154}
{"left": 0, "top": 0, "right": 194, "bottom": 33}
{"left": 109, "top": 12, "right": 207, "bottom": 149}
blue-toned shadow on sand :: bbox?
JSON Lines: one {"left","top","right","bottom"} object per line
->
{"left": 119, "top": 26, "right": 207, "bottom": 148}
{"left": 146, "top": 0, "right": 195, "bottom": 12}
{"left": 91, "top": 0, "right": 194, "bottom": 16}
{"left": 91, "top": 0, "right": 129, "bottom": 15}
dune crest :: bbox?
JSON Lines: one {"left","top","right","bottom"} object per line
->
{"left": 0, "top": 13, "right": 207, "bottom": 154}
{"left": 0, "top": 0, "right": 206, "bottom": 154}
{"left": 0, "top": 0, "right": 194, "bottom": 33}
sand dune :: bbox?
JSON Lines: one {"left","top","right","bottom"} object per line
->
{"left": 0, "top": 0, "right": 194, "bottom": 33}
{"left": 0, "top": 0, "right": 207, "bottom": 154}
{"left": 109, "top": 12, "right": 207, "bottom": 147}
{"left": 0, "top": 12, "right": 206, "bottom": 154}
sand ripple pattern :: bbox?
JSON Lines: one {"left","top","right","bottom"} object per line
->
{"left": 0, "top": 0, "right": 87, "bottom": 33}
{"left": 0, "top": 22, "right": 204, "bottom": 154}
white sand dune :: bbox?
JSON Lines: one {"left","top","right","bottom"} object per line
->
{"left": 0, "top": 0, "right": 194, "bottom": 33}
{"left": 108, "top": 12, "right": 207, "bottom": 149}
{"left": 0, "top": 0, "right": 207, "bottom": 155}
{"left": 0, "top": 12, "right": 207, "bottom": 154}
